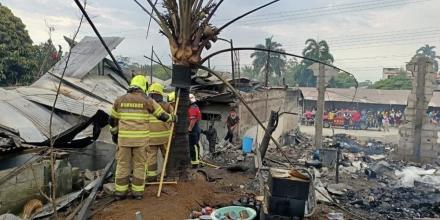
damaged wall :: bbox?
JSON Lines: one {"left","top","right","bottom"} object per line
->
{"left": 241, "top": 88, "right": 302, "bottom": 146}
{"left": 396, "top": 56, "right": 440, "bottom": 163}
{"left": 197, "top": 88, "right": 302, "bottom": 149}
{"left": 0, "top": 158, "right": 72, "bottom": 214}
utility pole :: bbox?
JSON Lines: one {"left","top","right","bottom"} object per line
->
{"left": 265, "top": 46, "right": 270, "bottom": 87}
{"left": 218, "top": 38, "right": 235, "bottom": 87}
{"left": 150, "top": 46, "right": 153, "bottom": 83}
{"left": 230, "top": 39, "right": 235, "bottom": 84}
{"left": 315, "top": 63, "right": 325, "bottom": 149}
{"left": 309, "top": 63, "right": 338, "bottom": 149}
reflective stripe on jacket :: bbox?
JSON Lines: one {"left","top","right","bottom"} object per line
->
{"left": 110, "top": 91, "right": 170, "bottom": 147}
{"left": 149, "top": 101, "right": 173, "bottom": 145}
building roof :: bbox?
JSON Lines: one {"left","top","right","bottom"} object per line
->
{"left": 49, "top": 36, "right": 124, "bottom": 79}
{"left": 0, "top": 36, "right": 128, "bottom": 151}
{"left": 300, "top": 87, "right": 440, "bottom": 107}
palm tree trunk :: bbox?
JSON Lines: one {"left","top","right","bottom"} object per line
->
{"left": 166, "top": 67, "right": 191, "bottom": 179}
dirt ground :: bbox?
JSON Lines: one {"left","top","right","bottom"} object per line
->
{"left": 93, "top": 169, "right": 250, "bottom": 220}
{"left": 92, "top": 126, "right": 403, "bottom": 220}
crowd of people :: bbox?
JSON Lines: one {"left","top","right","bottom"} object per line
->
{"left": 428, "top": 110, "right": 440, "bottom": 124}
{"left": 303, "top": 107, "right": 404, "bottom": 132}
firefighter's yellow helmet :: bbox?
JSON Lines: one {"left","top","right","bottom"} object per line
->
{"left": 130, "top": 75, "right": 148, "bottom": 92}
{"left": 148, "top": 82, "right": 164, "bottom": 96}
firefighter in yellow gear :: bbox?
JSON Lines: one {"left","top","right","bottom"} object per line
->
{"left": 109, "top": 75, "right": 176, "bottom": 200}
{"left": 145, "top": 83, "right": 174, "bottom": 181}
{"left": 167, "top": 91, "right": 176, "bottom": 109}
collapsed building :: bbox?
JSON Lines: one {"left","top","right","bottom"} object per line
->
{"left": 0, "top": 36, "right": 132, "bottom": 213}
{"left": 0, "top": 36, "right": 129, "bottom": 154}
{"left": 191, "top": 74, "right": 303, "bottom": 148}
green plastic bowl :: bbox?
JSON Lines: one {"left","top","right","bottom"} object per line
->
{"left": 210, "top": 206, "right": 256, "bottom": 220}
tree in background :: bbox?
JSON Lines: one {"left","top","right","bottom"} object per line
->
{"left": 328, "top": 72, "right": 357, "bottom": 88}
{"left": 34, "top": 39, "right": 62, "bottom": 77}
{"left": 370, "top": 69, "right": 412, "bottom": 90}
{"left": 0, "top": 4, "right": 61, "bottom": 86}
{"left": 295, "top": 38, "right": 334, "bottom": 87}
{"left": 116, "top": 55, "right": 171, "bottom": 81}
{"left": 416, "top": 44, "right": 439, "bottom": 72}
{"left": 0, "top": 3, "right": 37, "bottom": 86}
{"left": 241, "top": 65, "right": 260, "bottom": 81}
{"left": 358, "top": 80, "right": 373, "bottom": 88}
{"left": 284, "top": 58, "right": 301, "bottom": 86}
{"left": 250, "top": 37, "right": 286, "bottom": 80}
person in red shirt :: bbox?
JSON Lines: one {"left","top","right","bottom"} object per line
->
{"left": 304, "top": 110, "right": 313, "bottom": 125}
{"left": 188, "top": 93, "right": 202, "bottom": 167}
{"left": 351, "top": 110, "right": 361, "bottom": 130}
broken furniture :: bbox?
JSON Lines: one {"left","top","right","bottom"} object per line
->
{"left": 263, "top": 168, "right": 310, "bottom": 219}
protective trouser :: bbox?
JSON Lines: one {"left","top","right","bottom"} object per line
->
{"left": 224, "top": 129, "right": 234, "bottom": 143}
{"left": 115, "top": 146, "right": 147, "bottom": 196}
{"left": 146, "top": 144, "right": 167, "bottom": 178}
{"left": 189, "top": 132, "right": 200, "bottom": 165}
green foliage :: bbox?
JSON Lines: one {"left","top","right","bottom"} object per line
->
{"left": 0, "top": 4, "right": 60, "bottom": 86}
{"left": 250, "top": 36, "right": 286, "bottom": 80}
{"left": 241, "top": 65, "right": 260, "bottom": 81}
{"left": 294, "top": 38, "right": 334, "bottom": 87}
{"left": 416, "top": 44, "right": 439, "bottom": 72}
{"left": 34, "top": 39, "right": 61, "bottom": 77}
{"left": 358, "top": 80, "right": 373, "bottom": 87}
{"left": 0, "top": 4, "right": 36, "bottom": 85}
{"left": 328, "top": 73, "right": 357, "bottom": 88}
{"left": 370, "top": 72, "right": 412, "bottom": 90}
{"left": 117, "top": 56, "right": 171, "bottom": 80}
{"left": 284, "top": 59, "right": 301, "bottom": 86}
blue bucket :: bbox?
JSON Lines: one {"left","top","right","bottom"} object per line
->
{"left": 242, "top": 136, "right": 253, "bottom": 153}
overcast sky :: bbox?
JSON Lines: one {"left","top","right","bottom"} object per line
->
{"left": 2, "top": 0, "right": 440, "bottom": 82}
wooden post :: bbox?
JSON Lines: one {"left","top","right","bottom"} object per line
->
{"left": 157, "top": 89, "right": 180, "bottom": 197}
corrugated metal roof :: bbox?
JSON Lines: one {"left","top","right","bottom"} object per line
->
{"left": 300, "top": 87, "right": 440, "bottom": 107}
{"left": 15, "top": 87, "right": 99, "bottom": 117}
{"left": 0, "top": 88, "right": 74, "bottom": 143}
{"left": 49, "top": 36, "right": 124, "bottom": 79}
{"left": 0, "top": 37, "right": 132, "bottom": 150}
{"left": 31, "top": 74, "right": 112, "bottom": 112}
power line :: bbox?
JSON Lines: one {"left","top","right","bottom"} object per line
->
{"left": 227, "top": 0, "right": 432, "bottom": 25}
{"left": 283, "top": 28, "right": 440, "bottom": 47}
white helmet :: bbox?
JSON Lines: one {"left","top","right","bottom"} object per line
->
{"left": 189, "top": 93, "right": 196, "bottom": 103}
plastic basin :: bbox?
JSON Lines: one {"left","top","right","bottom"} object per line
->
{"left": 210, "top": 206, "right": 256, "bottom": 220}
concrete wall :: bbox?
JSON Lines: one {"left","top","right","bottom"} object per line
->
{"left": 198, "top": 103, "right": 231, "bottom": 149}
{"left": 0, "top": 162, "right": 45, "bottom": 214}
{"left": 241, "top": 88, "right": 302, "bottom": 147}
{"left": 0, "top": 158, "right": 72, "bottom": 214}
{"left": 197, "top": 88, "right": 302, "bottom": 150}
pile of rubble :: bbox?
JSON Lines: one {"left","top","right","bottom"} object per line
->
{"left": 320, "top": 134, "right": 440, "bottom": 219}
{"left": 260, "top": 131, "right": 440, "bottom": 219}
